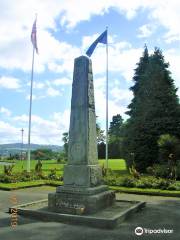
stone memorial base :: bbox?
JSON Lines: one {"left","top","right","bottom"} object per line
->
{"left": 10, "top": 199, "right": 145, "bottom": 229}
{"left": 48, "top": 185, "right": 115, "bottom": 214}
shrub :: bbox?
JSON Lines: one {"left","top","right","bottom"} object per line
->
{"left": 35, "top": 160, "right": 42, "bottom": 173}
{"left": 121, "top": 177, "right": 136, "bottom": 187}
{"left": 158, "top": 134, "right": 180, "bottom": 164}
{"left": 103, "top": 176, "right": 115, "bottom": 185}
{"left": 103, "top": 174, "right": 174, "bottom": 190}
{"left": 57, "top": 159, "right": 66, "bottom": 164}
{"left": 176, "top": 162, "right": 180, "bottom": 180}
{"left": 3, "top": 164, "right": 14, "bottom": 175}
{"left": 136, "top": 177, "right": 153, "bottom": 188}
{"left": 146, "top": 166, "right": 154, "bottom": 175}
{"left": 48, "top": 169, "right": 58, "bottom": 180}
{"left": 0, "top": 174, "right": 16, "bottom": 183}
{"left": 153, "top": 164, "right": 169, "bottom": 178}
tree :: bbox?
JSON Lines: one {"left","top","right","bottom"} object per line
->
{"left": 31, "top": 148, "right": 55, "bottom": 160}
{"left": 124, "top": 46, "right": 180, "bottom": 171}
{"left": 158, "top": 134, "right": 180, "bottom": 164}
{"left": 62, "top": 132, "right": 69, "bottom": 160}
{"left": 108, "top": 114, "right": 124, "bottom": 158}
{"left": 96, "top": 121, "right": 106, "bottom": 159}
{"left": 109, "top": 114, "right": 123, "bottom": 136}
{"left": 96, "top": 122, "right": 105, "bottom": 144}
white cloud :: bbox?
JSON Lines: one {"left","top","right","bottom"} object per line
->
{"left": 0, "top": 121, "right": 20, "bottom": 144}
{"left": 138, "top": 24, "right": 155, "bottom": 38}
{"left": 164, "top": 49, "right": 180, "bottom": 95}
{"left": 94, "top": 83, "right": 128, "bottom": 129}
{"left": 53, "top": 77, "right": 72, "bottom": 86}
{"left": 12, "top": 110, "right": 70, "bottom": 145}
{"left": 149, "top": 0, "right": 180, "bottom": 43}
{"left": 46, "top": 87, "right": 61, "bottom": 97}
{"left": 0, "top": 0, "right": 180, "bottom": 74}
{"left": 25, "top": 85, "right": 62, "bottom": 100}
{"left": 1, "top": 0, "right": 180, "bottom": 145}
{"left": 0, "top": 107, "right": 11, "bottom": 117}
{"left": 25, "top": 94, "right": 45, "bottom": 101}
{"left": 33, "top": 82, "right": 46, "bottom": 89}
{"left": 111, "top": 88, "right": 133, "bottom": 104}
{"left": 0, "top": 76, "right": 21, "bottom": 89}
{"left": 52, "top": 110, "right": 70, "bottom": 131}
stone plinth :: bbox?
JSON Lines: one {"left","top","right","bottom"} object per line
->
{"left": 48, "top": 56, "right": 115, "bottom": 214}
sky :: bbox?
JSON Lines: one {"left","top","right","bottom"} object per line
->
{"left": 0, "top": 0, "right": 180, "bottom": 146}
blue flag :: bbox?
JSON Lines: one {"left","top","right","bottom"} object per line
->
{"left": 31, "top": 18, "right": 38, "bottom": 54}
{"left": 86, "top": 30, "right": 107, "bottom": 57}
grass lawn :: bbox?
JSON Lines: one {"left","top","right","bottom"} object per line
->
{"left": 1, "top": 159, "right": 180, "bottom": 197}
{"left": 0, "top": 159, "right": 127, "bottom": 176}
{"left": 99, "top": 159, "right": 127, "bottom": 170}
{"left": 0, "top": 159, "right": 126, "bottom": 190}
{"left": 0, "top": 160, "right": 64, "bottom": 176}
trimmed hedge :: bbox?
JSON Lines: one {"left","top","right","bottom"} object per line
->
{"left": 104, "top": 175, "right": 180, "bottom": 191}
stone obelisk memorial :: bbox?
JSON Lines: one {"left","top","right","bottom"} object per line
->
{"left": 10, "top": 55, "right": 144, "bottom": 228}
{"left": 48, "top": 56, "right": 115, "bottom": 214}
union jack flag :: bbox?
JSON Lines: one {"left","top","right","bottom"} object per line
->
{"left": 31, "top": 18, "right": 38, "bottom": 54}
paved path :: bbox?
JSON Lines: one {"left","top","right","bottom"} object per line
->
{"left": 0, "top": 186, "right": 180, "bottom": 240}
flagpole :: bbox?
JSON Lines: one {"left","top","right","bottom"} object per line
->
{"left": 27, "top": 45, "right": 35, "bottom": 172}
{"left": 105, "top": 26, "right": 109, "bottom": 169}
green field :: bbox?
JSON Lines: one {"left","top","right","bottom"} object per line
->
{"left": 0, "top": 159, "right": 127, "bottom": 175}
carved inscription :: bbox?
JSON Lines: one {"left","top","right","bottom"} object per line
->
{"left": 56, "top": 198, "right": 85, "bottom": 209}
{"left": 90, "top": 167, "right": 102, "bottom": 186}
{"left": 70, "top": 142, "right": 85, "bottom": 163}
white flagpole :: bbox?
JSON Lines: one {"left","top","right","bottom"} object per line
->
{"left": 27, "top": 46, "right": 35, "bottom": 172}
{"left": 105, "top": 26, "right": 109, "bottom": 169}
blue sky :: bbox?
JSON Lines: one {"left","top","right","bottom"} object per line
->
{"left": 0, "top": 0, "right": 180, "bottom": 145}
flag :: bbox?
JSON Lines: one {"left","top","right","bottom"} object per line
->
{"left": 31, "top": 18, "right": 38, "bottom": 54}
{"left": 86, "top": 29, "right": 107, "bottom": 57}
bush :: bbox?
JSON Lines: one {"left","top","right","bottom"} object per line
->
{"left": 57, "top": 159, "right": 66, "bottom": 164}
{"left": 146, "top": 166, "right": 154, "bottom": 175}
{"left": 48, "top": 169, "right": 58, "bottom": 180}
{"left": 0, "top": 174, "right": 16, "bottom": 183}
{"left": 35, "top": 160, "right": 42, "bottom": 173}
{"left": 176, "top": 162, "right": 180, "bottom": 180}
{"left": 103, "top": 176, "right": 116, "bottom": 186}
{"left": 153, "top": 164, "right": 169, "bottom": 178}
{"left": 158, "top": 134, "right": 180, "bottom": 164}
{"left": 121, "top": 177, "right": 136, "bottom": 187}
{"left": 103, "top": 174, "right": 174, "bottom": 190}
{"left": 3, "top": 164, "right": 14, "bottom": 175}
{"left": 136, "top": 177, "right": 154, "bottom": 189}
{"left": 0, "top": 170, "right": 47, "bottom": 183}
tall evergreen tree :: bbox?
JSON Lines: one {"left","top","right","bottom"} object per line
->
{"left": 108, "top": 114, "right": 123, "bottom": 158}
{"left": 96, "top": 122, "right": 106, "bottom": 159}
{"left": 124, "top": 46, "right": 180, "bottom": 171}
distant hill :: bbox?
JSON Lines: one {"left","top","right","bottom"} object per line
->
{"left": 0, "top": 143, "right": 63, "bottom": 156}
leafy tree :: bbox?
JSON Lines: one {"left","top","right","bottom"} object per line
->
{"left": 124, "top": 46, "right": 180, "bottom": 171}
{"left": 62, "top": 132, "right": 69, "bottom": 160}
{"left": 158, "top": 134, "right": 180, "bottom": 163}
{"left": 109, "top": 114, "right": 123, "bottom": 135}
{"left": 96, "top": 122, "right": 105, "bottom": 144}
{"left": 96, "top": 121, "right": 106, "bottom": 158}
{"left": 98, "top": 142, "right": 106, "bottom": 159}
{"left": 31, "top": 148, "right": 55, "bottom": 160}
{"left": 108, "top": 114, "right": 124, "bottom": 158}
